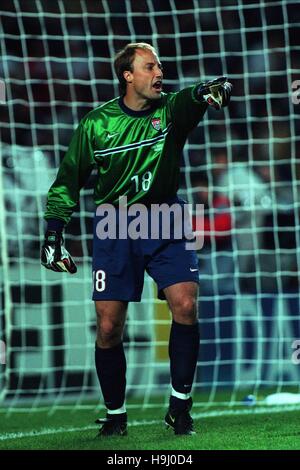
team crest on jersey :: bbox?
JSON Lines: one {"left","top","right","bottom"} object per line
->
{"left": 151, "top": 118, "right": 161, "bottom": 131}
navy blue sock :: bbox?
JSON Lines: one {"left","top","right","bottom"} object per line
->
{"left": 169, "top": 321, "right": 200, "bottom": 395}
{"left": 95, "top": 342, "right": 126, "bottom": 411}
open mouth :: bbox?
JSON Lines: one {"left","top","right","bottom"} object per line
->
{"left": 153, "top": 80, "right": 162, "bottom": 91}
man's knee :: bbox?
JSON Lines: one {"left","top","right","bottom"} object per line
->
{"left": 96, "top": 319, "right": 123, "bottom": 347}
{"left": 95, "top": 302, "right": 126, "bottom": 347}
{"left": 171, "top": 296, "right": 198, "bottom": 324}
{"left": 98, "top": 317, "right": 122, "bottom": 337}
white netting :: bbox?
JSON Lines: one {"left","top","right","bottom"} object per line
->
{"left": 1, "top": 0, "right": 300, "bottom": 412}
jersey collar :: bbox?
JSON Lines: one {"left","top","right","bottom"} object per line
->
{"left": 118, "top": 96, "right": 160, "bottom": 117}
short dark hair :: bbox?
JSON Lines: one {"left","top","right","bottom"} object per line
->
{"left": 114, "top": 42, "right": 156, "bottom": 94}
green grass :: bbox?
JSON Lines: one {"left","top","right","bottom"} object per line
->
{"left": 1, "top": 403, "right": 300, "bottom": 450}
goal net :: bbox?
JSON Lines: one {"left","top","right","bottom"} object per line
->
{"left": 1, "top": 0, "right": 300, "bottom": 413}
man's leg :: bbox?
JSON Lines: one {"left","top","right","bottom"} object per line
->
{"left": 95, "top": 300, "right": 128, "bottom": 435}
{"left": 163, "top": 281, "right": 199, "bottom": 434}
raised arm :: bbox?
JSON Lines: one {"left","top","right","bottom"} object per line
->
{"left": 168, "top": 76, "right": 232, "bottom": 135}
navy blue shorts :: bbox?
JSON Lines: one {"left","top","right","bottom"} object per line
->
{"left": 92, "top": 197, "right": 199, "bottom": 301}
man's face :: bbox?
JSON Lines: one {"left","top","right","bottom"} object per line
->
{"left": 124, "top": 48, "right": 163, "bottom": 101}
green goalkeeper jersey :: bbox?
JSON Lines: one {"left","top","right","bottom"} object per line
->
{"left": 45, "top": 84, "right": 207, "bottom": 225}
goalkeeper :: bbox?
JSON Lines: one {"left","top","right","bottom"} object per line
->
{"left": 41, "top": 43, "right": 232, "bottom": 436}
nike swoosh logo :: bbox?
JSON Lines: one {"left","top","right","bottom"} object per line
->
{"left": 107, "top": 132, "right": 119, "bottom": 139}
{"left": 190, "top": 268, "right": 198, "bottom": 272}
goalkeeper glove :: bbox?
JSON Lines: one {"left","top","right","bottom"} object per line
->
{"left": 41, "top": 230, "right": 77, "bottom": 274}
{"left": 196, "top": 76, "right": 232, "bottom": 109}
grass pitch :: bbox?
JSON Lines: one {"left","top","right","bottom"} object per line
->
{"left": 1, "top": 401, "right": 300, "bottom": 450}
